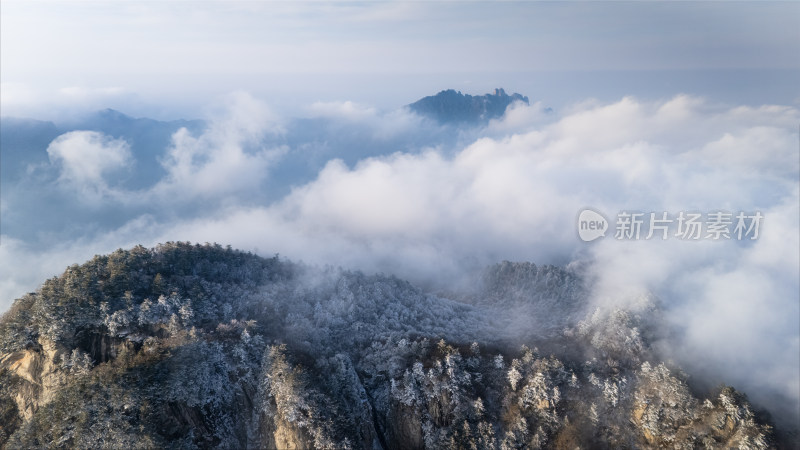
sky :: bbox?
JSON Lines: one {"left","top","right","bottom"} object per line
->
{"left": 2, "top": 1, "right": 799, "bottom": 119}
{"left": 1, "top": 0, "right": 799, "bottom": 430}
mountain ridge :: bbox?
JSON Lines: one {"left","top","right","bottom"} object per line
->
{"left": 0, "top": 243, "right": 780, "bottom": 448}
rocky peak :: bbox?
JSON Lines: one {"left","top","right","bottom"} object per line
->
{"left": 408, "top": 88, "right": 530, "bottom": 124}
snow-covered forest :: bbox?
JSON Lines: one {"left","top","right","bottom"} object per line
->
{"left": 0, "top": 243, "right": 779, "bottom": 448}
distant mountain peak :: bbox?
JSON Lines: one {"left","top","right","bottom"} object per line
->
{"left": 92, "top": 108, "right": 132, "bottom": 122}
{"left": 408, "top": 88, "right": 529, "bottom": 124}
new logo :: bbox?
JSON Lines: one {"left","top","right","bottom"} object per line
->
{"left": 577, "top": 209, "right": 608, "bottom": 242}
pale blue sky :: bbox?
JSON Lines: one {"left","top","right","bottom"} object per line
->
{"left": 2, "top": 1, "right": 799, "bottom": 118}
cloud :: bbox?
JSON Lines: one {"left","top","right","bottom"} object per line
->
{"left": 0, "top": 215, "right": 161, "bottom": 310}
{"left": 486, "top": 101, "right": 554, "bottom": 134}
{"left": 2, "top": 93, "right": 797, "bottom": 424}
{"left": 0, "top": 83, "right": 140, "bottom": 120}
{"left": 110, "top": 95, "right": 794, "bottom": 295}
{"left": 305, "top": 100, "right": 432, "bottom": 141}
{"left": 44, "top": 92, "right": 287, "bottom": 206}
{"left": 149, "top": 95, "right": 798, "bottom": 419}
{"left": 140, "top": 93, "right": 288, "bottom": 210}
{"left": 58, "top": 86, "right": 128, "bottom": 102}
{"left": 153, "top": 92, "right": 285, "bottom": 200}
{"left": 308, "top": 101, "right": 377, "bottom": 121}
{"left": 46, "top": 131, "right": 133, "bottom": 199}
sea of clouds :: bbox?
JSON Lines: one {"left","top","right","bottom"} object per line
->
{"left": 1, "top": 91, "right": 797, "bottom": 423}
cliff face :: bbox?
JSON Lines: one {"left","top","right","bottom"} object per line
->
{"left": 0, "top": 243, "right": 781, "bottom": 448}
{"left": 1, "top": 347, "right": 57, "bottom": 421}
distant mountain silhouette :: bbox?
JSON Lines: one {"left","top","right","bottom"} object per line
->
{"left": 408, "top": 88, "right": 529, "bottom": 123}
{"left": 0, "top": 110, "right": 205, "bottom": 189}
{"left": 75, "top": 109, "right": 207, "bottom": 187}
{"left": 0, "top": 118, "right": 61, "bottom": 183}
{"left": 76, "top": 108, "right": 204, "bottom": 139}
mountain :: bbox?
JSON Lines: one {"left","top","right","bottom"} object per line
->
{"left": 0, "top": 243, "right": 779, "bottom": 448}
{"left": 71, "top": 109, "right": 205, "bottom": 149}
{"left": 63, "top": 109, "right": 206, "bottom": 188}
{"left": 408, "top": 88, "right": 530, "bottom": 124}
{"left": 0, "top": 118, "right": 61, "bottom": 184}
{"left": 0, "top": 110, "right": 205, "bottom": 190}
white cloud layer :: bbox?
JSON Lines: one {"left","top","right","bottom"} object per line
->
{"left": 2, "top": 93, "right": 797, "bottom": 421}
{"left": 151, "top": 92, "right": 286, "bottom": 202}
{"left": 47, "top": 131, "right": 133, "bottom": 199}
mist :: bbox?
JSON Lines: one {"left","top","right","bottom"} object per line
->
{"left": 1, "top": 90, "right": 797, "bottom": 429}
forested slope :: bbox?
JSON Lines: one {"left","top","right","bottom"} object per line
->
{"left": 0, "top": 243, "right": 776, "bottom": 448}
